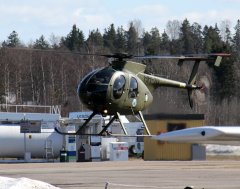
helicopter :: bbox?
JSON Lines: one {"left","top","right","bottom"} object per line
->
{"left": 55, "top": 52, "right": 230, "bottom": 136}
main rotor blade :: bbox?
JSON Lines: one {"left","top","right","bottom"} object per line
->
{"left": 3, "top": 47, "right": 230, "bottom": 64}
{"left": 134, "top": 53, "right": 231, "bottom": 60}
{"left": 1, "top": 47, "right": 134, "bottom": 59}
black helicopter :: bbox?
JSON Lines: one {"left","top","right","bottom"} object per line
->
{"left": 55, "top": 52, "right": 230, "bottom": 136}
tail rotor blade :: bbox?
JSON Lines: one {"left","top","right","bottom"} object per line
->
{"left": 188, "top": 89, "right": 193, "bottom": 109}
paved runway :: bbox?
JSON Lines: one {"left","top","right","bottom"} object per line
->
{"left": 0, "top": 160, "right": 240, "bottom": 189}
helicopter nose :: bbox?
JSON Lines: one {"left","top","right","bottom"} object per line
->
{"left": 77, "top": 67, "right": 116, "bottom": 112}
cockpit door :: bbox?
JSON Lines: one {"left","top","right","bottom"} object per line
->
{"left": 128, "top": 77, "right": 138, "bottom": 108}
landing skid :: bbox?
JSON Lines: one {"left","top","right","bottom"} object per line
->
{"left": 55, "top": 127, "right": 152, "bottom": 137}
{"left": 55, "top": 111, "right": 152, "bottom": 137}
{"left": 55, "top": 127, "right": 107, "bottom": 136}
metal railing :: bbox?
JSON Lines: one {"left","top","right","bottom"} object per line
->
{"left": 0, "top": 104, "right": 61, "bottom": 114}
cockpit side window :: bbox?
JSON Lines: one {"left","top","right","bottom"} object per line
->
{"left": 113, "top": 75, "right": 126, "bottom": 99}
{"left": 129, "top": 77, "right": 138, "bottom": 98}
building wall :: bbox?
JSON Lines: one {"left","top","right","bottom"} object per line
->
{"left": 144, "top": 114, "right": 205, "bottom": 161}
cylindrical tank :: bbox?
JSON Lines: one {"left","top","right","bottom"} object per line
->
{"left": 0, "top": 125, "right": 64, "bottom": 158}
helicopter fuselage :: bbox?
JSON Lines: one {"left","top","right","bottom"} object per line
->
{"left": 77, "top": 65, "right": 153, "bottom": 115}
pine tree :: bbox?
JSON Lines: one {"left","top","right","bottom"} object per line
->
{"left": 2, "top": 31, "right": 21, "bottom": 47}
{"left": 115, "top": 26, "right": 127, "bottom": 53}
{"left": 179, "top": 19, "right": 194, "bottom": 54}
{"left": 142, "top": 31, "right": 153, "bottom": 55}
{"left": 169, "top": 39, "right": 182, "bottom": 55}
{"left": 233, "top": 19, "right": 240, "bottom": 52}
{"left": 33, "top": 35, "right": 50, "bottom": 49}
{"left": 214, "top": 56, "right": 236, "bottom": 100}
{"left": 203, "top": 25, "right": 223, "bottom": 53}
{"left": 61, "top": 24, "right": 85, "bottom": 51}
{"left": 149, "top": 27, "right": 161, "bottom": 54}
{"left": 103, "top": 24, "right": 116, "bottom": 52}
{"left": 203, "top": 26, "right": 211, "bottom": 53}
{"left": 86, "top": 29, "right": 104, "bottom": 52}
{"left": 160, "top": 30, "right": 170, "bottom": 54}
{"left": 225, "top": 27, "right": 232, "bottom": 47}
{"left": 126, "top": 22, "right": 138, "bottom": 55}
{"left": 203, "top": 24, "right": 236, "bottom": 100}
{"left": 191, "top": 23, "right": 203, "bottom": 53}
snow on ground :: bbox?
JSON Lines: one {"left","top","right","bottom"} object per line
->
{"left": 0, "top": 176, "right": 60, "bottom": 189}
{"left": 206, "top": 145, "right": 240, "bottom": 156}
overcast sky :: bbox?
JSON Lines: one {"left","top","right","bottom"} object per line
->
{"left": 0, "top": 0, "right": 240, "bottom": 44}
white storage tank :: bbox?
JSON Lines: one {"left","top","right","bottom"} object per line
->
{"left": 109, "top": 142, "right": 128, "bottom": 161}
{"left": 0, "top": 112, "right": 64, "bottom": 158}
{"left": 0, "top": 125, "right": 64, "bottom": 158}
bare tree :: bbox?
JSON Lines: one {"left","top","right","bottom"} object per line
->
{"left": 49, "top": 33, "right": 61, "bottom": 48}
{"left": 130, "top": 19, "right": 143, "bottom": 38}
{"left": 220, "top": 20, "right": 232, "bottom": 43}
{"left": 166, "top": 20, "right": 181, "bottom": 40}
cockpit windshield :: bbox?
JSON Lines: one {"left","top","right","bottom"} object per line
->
{"left": 87, "top": 67, "right": 114, "bottom": 87}
{"left": 78, "top": 67, "right": 115, "bottom": 106}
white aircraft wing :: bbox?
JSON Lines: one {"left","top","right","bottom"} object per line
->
{"left": 152, "top": 126, "right": 240, "bottom": 146}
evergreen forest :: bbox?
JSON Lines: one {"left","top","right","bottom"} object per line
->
{"left": 0, "top": 19, "right": 240, "bottom": 125}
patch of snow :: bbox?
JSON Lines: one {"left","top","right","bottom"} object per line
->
{"left": 206, "top": 145, "right": 240, "bottom": 155}
{"left": 0, "top": 176, "right": 60, "bottom": 189}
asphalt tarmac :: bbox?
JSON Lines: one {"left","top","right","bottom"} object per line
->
{"left": 0, "top": 160, "right": 240, "bottom": 189}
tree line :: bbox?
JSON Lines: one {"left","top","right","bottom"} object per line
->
{"left": 0, "top": 19, "right": 240, "bottom": 124}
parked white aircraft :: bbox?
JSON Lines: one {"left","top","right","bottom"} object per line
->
{"left": 152, "top": 126, "right": 240, "bottom": 146}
